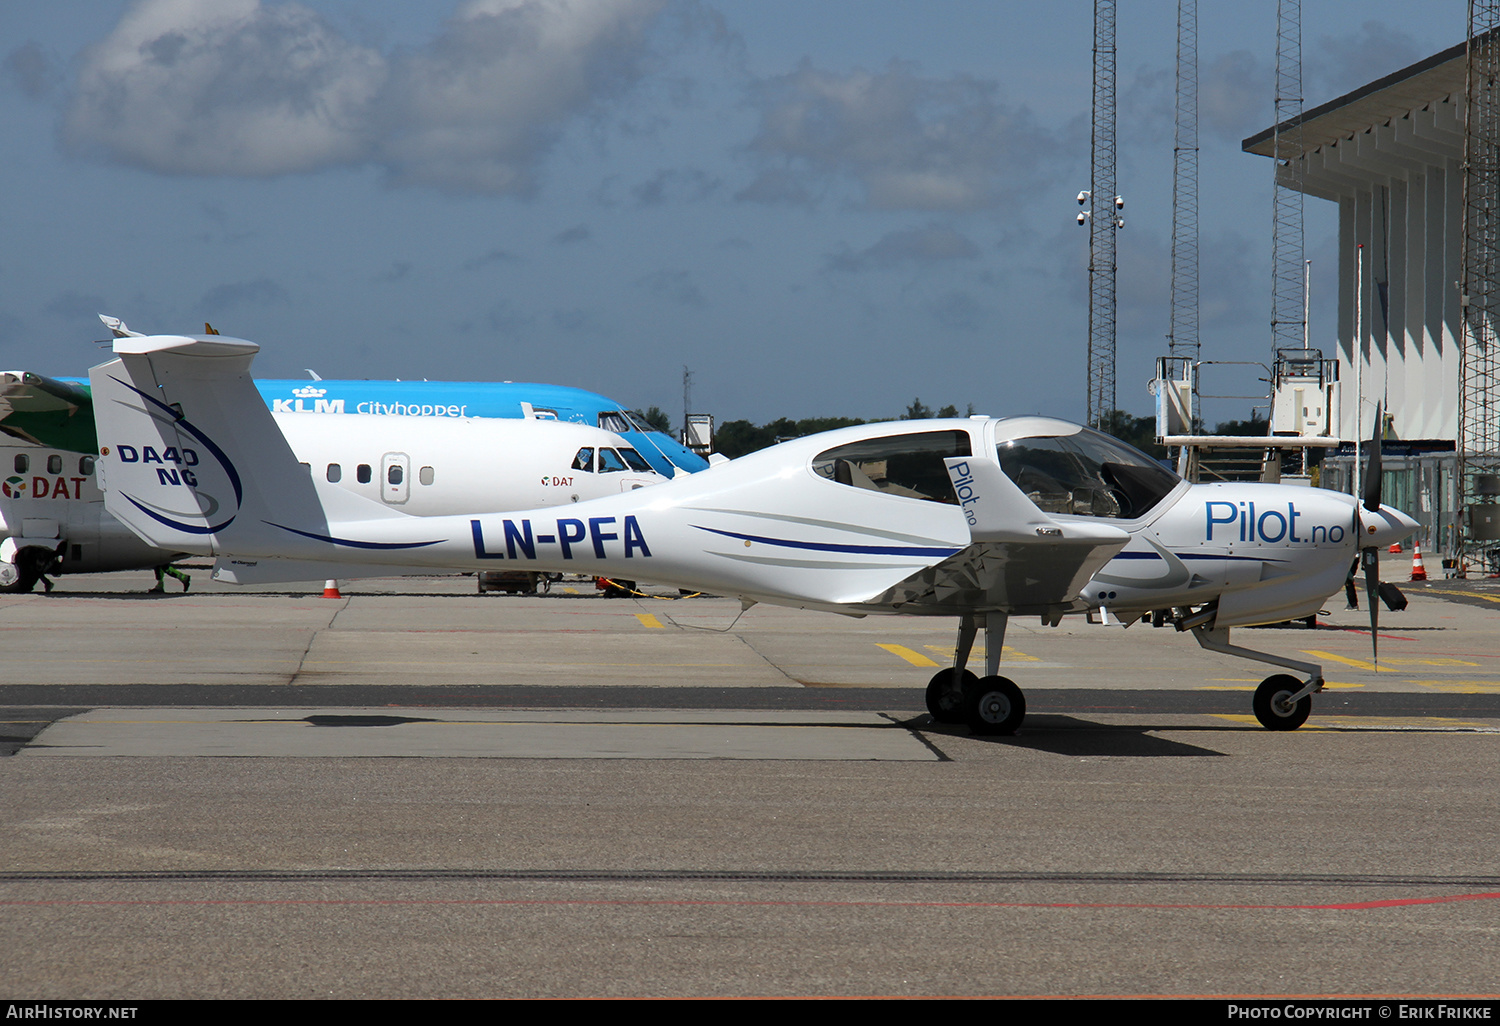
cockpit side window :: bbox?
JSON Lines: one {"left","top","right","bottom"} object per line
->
{"left": 598, "top": 448, "right": 628, "bottom": 473}
{"left": 996, "top": 428, "right": 1178, "bottom": 519}
{"left": 598, "top": 412, "right": 630, "bottom": 433}
{"left": 812, "top": 430, "right": 972, "bottom": 502}
{"left": 571, "top": 448, "right": 595, "bottom": 472}
{"left": 618, "top": 447, "right": 652, "bottom": 473}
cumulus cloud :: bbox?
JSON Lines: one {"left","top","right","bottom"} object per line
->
{"left": 63, "top": 0, "right": 667, "bottom": 194}
{"left": 825, "top": 223, "right": 980, "bottom": 272}
{"left": 741, "top": 59, "right": 1057, "bottom": 212}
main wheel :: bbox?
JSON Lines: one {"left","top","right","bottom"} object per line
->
{"left": 963, "top": 675, "right": 1025, "bottom": 736}
{"left": 1252, "top": 674, "right": 1311, "bottom": 731}
{"left": 925, "top": 668, "right": 976, "bottom": 724}
{"left": 0, "top": 561, "right": 37, "bottom": 594}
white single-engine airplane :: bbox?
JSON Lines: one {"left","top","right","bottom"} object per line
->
{"left": 91, "top": 333, "right": 1418, "bottom": 733}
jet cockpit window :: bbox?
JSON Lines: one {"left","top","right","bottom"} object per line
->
{"left": 571, "top": 448, "right": 594, "bottom": 472}
{"left": 598, "top": 412, "right": 631, "bottom": 433}
{"left": 618, "top": 447, "right": 652, "bottom": 473}
{"left": 996, "top": 427, "right": 1179, "bottom": 520}
{"left": 598, "top": 448, "right": 628, "bottom": 473}
{"left": 812, "top": 430, "right": 972, "bottom": 502}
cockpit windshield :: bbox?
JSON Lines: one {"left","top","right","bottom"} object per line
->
{"left": 996, "top": 425, "right": 1179, "bottom": 519}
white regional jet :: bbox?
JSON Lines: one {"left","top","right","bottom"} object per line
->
{"left": 2, "top": 369, "right": 660, "bottom": 592}
{"left": 91, "top": 333, "right": 1419, "bottom": 733}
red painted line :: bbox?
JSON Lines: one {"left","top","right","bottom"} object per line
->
{"left": 4, "top": 891, "right": 1498, "bottom": 911}
{"left": 1333, "top": 628, "right": 1419, "bottom": 642}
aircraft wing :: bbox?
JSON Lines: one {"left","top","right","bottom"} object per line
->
{"left": 862, "top": 456, "right": 1128, "bottom": 613}
{"left": 0, "top": 372, "right": 97, "bottom": 452}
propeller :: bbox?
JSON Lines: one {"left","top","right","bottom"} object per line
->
{"left": 1355, "top": 404, "right": 1408, "bottom": 663}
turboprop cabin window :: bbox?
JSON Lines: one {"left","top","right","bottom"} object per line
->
{"left": 47, "top": 455, "right": 61, "bottom": 474}
{"left": 812, "top": 430, "right": 972, "bottom": 502}
{"left": 996, "top": 427, "right": 1179, "bottom": 520}
{"left": 14, "top": 454, "right": 27, "bottom": 473}
{"left": 80, "top": 456, "right": 94, "bottom": 475}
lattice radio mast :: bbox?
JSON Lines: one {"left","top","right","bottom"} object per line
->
{"left": 1270, "top": 0, "right": 1306, "bottom": 360}
{"left": 1084, "top": 0, "right": 1120, "bottom": 429}
{"left": 1459, "top": 0, "right": 1500, "bottom": 572}
{"left": 1168, "top": 0, "right": 1200, "bottom": 426}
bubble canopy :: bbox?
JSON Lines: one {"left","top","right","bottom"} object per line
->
{"left": 993, "top": 418, "right": 1181, "bottom": 520}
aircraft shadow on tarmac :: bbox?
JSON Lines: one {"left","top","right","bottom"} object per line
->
{"left": 913, "top": 714, "right": 1229, "bottom": 757}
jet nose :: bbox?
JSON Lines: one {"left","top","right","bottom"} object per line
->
{"left": 1358, "top": 503, "right": 1419, "bottom": 548}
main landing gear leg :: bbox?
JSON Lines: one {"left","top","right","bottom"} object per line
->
{"left": 925, "top": 614, "right": 978, "bottom": 723}
{"left": 963, "top": 613, "right": 1025, "bottom": 736}
{"left": 1190, "top": 626, "right": 1322, "bottom": 731}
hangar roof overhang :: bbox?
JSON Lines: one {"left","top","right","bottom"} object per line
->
{"left": 1242, "top": 39, "right": 1467, "bottom": 161}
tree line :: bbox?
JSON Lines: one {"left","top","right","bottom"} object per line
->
{"left": 637, "top": 400, "right": 1271, "bottom": 461}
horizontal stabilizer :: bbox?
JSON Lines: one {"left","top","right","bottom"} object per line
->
{"left": 213, "top": 557, "right": 439, "bottom": 586}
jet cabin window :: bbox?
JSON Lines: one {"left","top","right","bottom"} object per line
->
{"left": 812, "top": 430, "right": 972, "bottom": 502}
{"left": 357, "top": 464, "right": 372, "bottom": 484}
{"left": 996, "top": 428, "right": 1179, "bottom": 520}
{"left": 326, "top": 464, "right": 342, "bottom": 483}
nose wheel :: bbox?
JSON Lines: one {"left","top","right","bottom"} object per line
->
{"left": 1252, "top": 674, "right": 1313, "bottom": 731}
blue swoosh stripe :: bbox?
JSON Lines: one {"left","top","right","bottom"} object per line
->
{"left": 125, "top": 494, "right": 236, "bottom": 535}
{"left": 268, "top": 522, "right": 446, "bottom": 550}
{"left": 693, "top": 525, "right": 959, "bottom": 558}
{"left": 1110, "top": 550, "right": 1284, "bottom": 564}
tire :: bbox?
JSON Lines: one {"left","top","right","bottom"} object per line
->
{"left": 0, "top": 562, "right": 38, "bottom": 594}
{"left": 1252, "top": 674, "right": 1311, "bottom": 731}
{"left": 963, "top": 675, "right": 1026, "bottom": 736}
{"left": 925, "top": 668, "right": 976, "bottom": 724}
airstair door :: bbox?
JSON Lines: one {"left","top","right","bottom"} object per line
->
{"left": 381, "top": 452, "right": 411, "bottom": 505}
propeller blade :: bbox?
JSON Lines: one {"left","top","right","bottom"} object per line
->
{"left": 1363, "top": 402, "right": 1383, "bottom": 513}
{"left": 1361, "top": 546, "right": 1380, "bottom": 663}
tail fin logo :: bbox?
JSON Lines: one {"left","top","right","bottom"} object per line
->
{"left": 106, "top": 377, "right": 242, "bottom": 535}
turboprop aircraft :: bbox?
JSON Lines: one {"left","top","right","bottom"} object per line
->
{"left": 96, "top": 315, "right": 708, "bottom": 477}
{"left": 90, "top": 332, "right": 1419, "bottom": 733}
{"left": 0, "top": 393, "right": 661, "bottom": 592}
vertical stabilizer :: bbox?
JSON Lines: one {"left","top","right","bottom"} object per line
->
{"left": 90, "top": 334, "right": 394, "bottom": 557}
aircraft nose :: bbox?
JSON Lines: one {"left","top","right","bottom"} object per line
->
{"left": 1358, "top": 503, "right": 1419, "bottom": 548}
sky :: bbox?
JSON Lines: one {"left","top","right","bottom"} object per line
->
{"left": 0, "top": 0, "right": 1468, "bottom": 430}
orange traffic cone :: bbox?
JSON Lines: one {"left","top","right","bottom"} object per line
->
{"left": 1389, "top": 542, "right": 1403, "bottom": 553}
{"left": 1410, "top": 544, "right": 1427, "bottom": 582}
{"left": 323, "top": 579, "right": 343, "bottom": 598}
